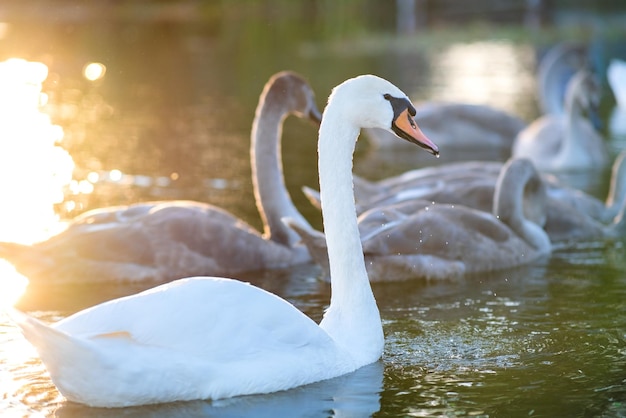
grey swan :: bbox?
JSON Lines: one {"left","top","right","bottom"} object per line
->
{"left": 513, "top": 69, "right": 609, "bottom": 171}
{"left": 0, "top": 72, "right": 321, "bottom": 284}
{"left": 6, "top": 74, "right": 439, "bottom": 407}
{"left": 303, "top": 152, "right": 626, "bottom": 244}
{"left": 288, "top": 158, "right": 552, "bottom": 282}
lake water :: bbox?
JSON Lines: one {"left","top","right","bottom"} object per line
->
{"left": 0, "top": 3, "right": 626, "bottom": 417}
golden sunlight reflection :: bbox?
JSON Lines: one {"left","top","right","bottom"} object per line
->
{"left": 0, "top": 58, "right": 72, "bottom": 244}
{"left": 83, "top": 62, "right": 106, "bottom": 81}
{"left": 0, "top": 22, "right": 9, "bottom": 40}
{"left": 0, "top": 58, "right": 75, "bottom": 303}
{"left": 0, "top": 260, "right": 28, "bottom": 308}
{"left": 428, "top": 41, "right": 535, "bottom": 117}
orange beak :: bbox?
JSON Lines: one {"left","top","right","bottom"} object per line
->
{"left": 392, "top": 108, "right": 439, "bottom": 156}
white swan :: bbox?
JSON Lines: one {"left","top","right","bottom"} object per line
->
{"left": 7, "top": 75, "right": 439, "bottom": 407}
{"left": 0, "top": 72, "right": 319, "bottom": 283}
{"left": 608, "top": 58, "right": 626, "bottom": 137}
{"left": 513, "top": 69, "right": 608, "bottom": 171}
{"left": 536, "top": 42, "right": 588, "bottom": 116}
{"left": 289, "top": 158, "right": 551, "bottom": 282}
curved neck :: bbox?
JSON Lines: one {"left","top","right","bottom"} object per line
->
{"left": 317, "top": 102, "right": 382, "bottom": 362}
{"left": 560, "top": 78, "right": 588, "bottom": 159}
{"left": 319, "top": 121, "right": 368, "bottom": 288}
{"left": 251, "top": 100, "right": 311, "bottom": 247}
{"left": 493, "top": 161, "right": 551, "bottom": 253}
{"left": 607, "top": 152, "right": 626, "bottom": 212}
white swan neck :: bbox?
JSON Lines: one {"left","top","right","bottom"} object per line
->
{"left": 318, "top": 120, "right": 367, "bottom": 285}
{"left": 317, "top": 100, "right": 382, "bottom": 361}
{"left": 561, "top": 73, "right": 591, "bottom": 159}
{"left": 251, "top": 98, "right": 310, "bottom": 247}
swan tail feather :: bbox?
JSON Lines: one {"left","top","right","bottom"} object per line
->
{"left": 5, "top": 308, "right": 97, "bottom": 374}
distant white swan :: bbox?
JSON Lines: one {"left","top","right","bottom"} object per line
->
{"left": 289, "top": 158, "right": 551, "bottom": 282}
{"left": 0, "top": 72, "right": 320, "bottom": 283}
{"left": 608, "top": 58, "right": 626, "bottom": 137}
{"left": 513, "top": 69, "right": 608, "bottom": 171}
{"left": 7, "top": 75, "right": 439, "bottom": 407}
{"left": 536, "top": 42, "right": 588, "bottom": 116}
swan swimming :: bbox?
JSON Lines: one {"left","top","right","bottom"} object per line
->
{"left": 7, "top": 74, "right": 439, "bottom": 407}
{"left": 0, "top": 72, "right": 319, "bottom": 283}
{"left": 513, "top": 69, "right": 608, "bottom": 171}
{"left": 536, "top": 42, "right": 588, "bottom": 116}
{"left": 288, "top": 158, "right": 552, "bottom": 282}
{"left": 302, "top": 151, "right": 626, "bottom": 246}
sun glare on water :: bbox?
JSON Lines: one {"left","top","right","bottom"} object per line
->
{"left": 0, "top": 58, "right": 75, "bottom": 307}
{"left": 429, "top": 41, "right": 534, "bottom": 117}
{"left": 0, "top": 261, "right": 28, "bottom": 308}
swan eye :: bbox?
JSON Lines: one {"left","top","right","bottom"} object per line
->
{"left": 384, "top": 94, "right": 415, "bottom": 117}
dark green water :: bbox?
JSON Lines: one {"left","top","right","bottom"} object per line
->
{"left": 1, "top": 3, "right": 626, "bottom": 417}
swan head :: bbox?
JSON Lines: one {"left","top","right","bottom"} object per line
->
{"left": 567, "top": 69, "right": 601, "bottom": 113}
{"left": 495, "top": 158, "right": 548, "bottom": 228}
{"left": 264, "top": 71, "right": 322, "bottom": 125}
{"left": 326, "top": 75, "right": 439, "bottom": 156}
{"left": 493, "top": 158, "right": 551, "bottom": 253}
